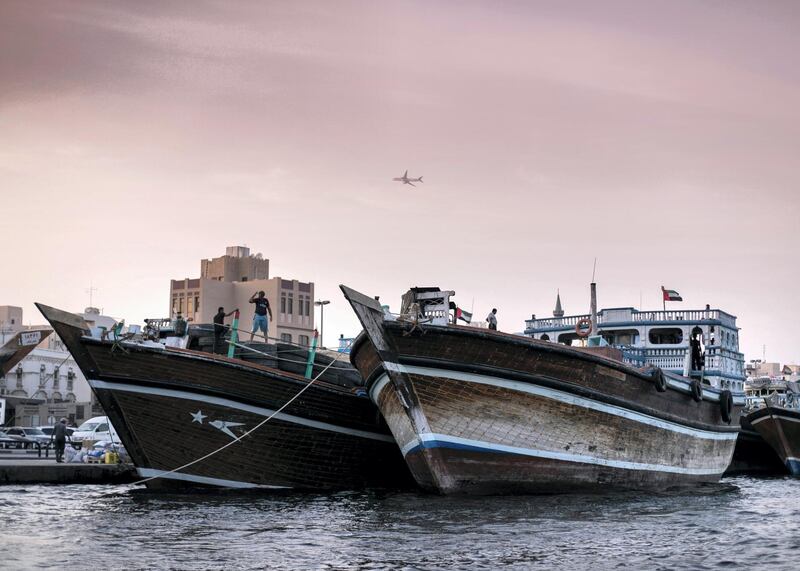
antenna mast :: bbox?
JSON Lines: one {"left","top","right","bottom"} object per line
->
{"left": 86, "top": 281, "right": 98, "bottom": 308}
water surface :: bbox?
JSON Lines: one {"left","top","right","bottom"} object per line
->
{"left": 1, "top": 476, "right": 797, "bottom": 570}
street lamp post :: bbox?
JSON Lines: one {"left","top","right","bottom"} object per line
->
{"left": 314, "top": 300, "right": 330, "bottom": 348}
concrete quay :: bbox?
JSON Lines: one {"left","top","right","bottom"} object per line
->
{"left": 0, "top": 458, "right": 137, "bottom": 485}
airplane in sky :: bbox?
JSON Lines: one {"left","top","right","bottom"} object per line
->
{"left": 393, "top": 170, "right": 423, "bottom": 187}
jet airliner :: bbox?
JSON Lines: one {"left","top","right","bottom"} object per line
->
{"left": 393, "top": 170, "right": 423, "bottom": 187}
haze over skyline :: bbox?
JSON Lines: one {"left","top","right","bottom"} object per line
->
{"left": 1, "top": 1, "right": 798, "bottom": 362}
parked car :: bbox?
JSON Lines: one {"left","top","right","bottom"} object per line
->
{"left": 0, "top": 429, "right": 32, "bottom": 449}
{"left": 70, "top": 416, "right": 119, "bottom": 447}
{"left": 4, "top": 427, "right": 51, "bottom": 447}
{"left": 37, "top": 425, "right": 75, "bottom": 438}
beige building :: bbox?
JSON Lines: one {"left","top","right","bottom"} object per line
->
{"left": 169, "top": 247, "right": 316, "bottom": 345}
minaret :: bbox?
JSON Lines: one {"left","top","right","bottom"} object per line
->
{"left": 553, "top": 291, "right": 564, "bottom": 318}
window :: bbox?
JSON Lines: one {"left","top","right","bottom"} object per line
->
{"left": 648, "top": 328, "right": 683, "bottom": 345}
{"left": 195, "top": 296, "right": 200, "bottom": 312}
{"left": 288, "top": 294, "right": 294, "bottom": 315}
{"left": 305, "top": 300, "right": 310, "bottom": 316}
{"left": 97, "top": 423, "right": 109, "bottom": 432}
{"left": 299, "top": 335, "right": 310, "bottom": 346}
{"left": 539, "top": 334, "right": 550, "bottom": 341}
{"left": 281, "top": 294, "right": 287, "bottom": 313}
{"left": 178, "top": 297, "right": 184, "bottom": 313}
{"left": 281, "top": 333, "right": 292, "bottom": 343}
{"left": 188, "top": 296, "right": 194, "bottom": 315}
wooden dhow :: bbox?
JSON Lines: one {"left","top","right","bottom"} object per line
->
{"left": 745, "top": 395, "right": 800, "bottom": 475}
{"left": 341, "top": 285, "right": 744, "bottom": 495}
{"left": 36, "top": 303, "right": 411, "bottom": 490}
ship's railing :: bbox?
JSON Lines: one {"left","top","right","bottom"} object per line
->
{"left": 526, "top": 308, "right": 737, "bottom": 331}
{"left": 525, "top": 314, "right": 591, "bottom": 330}
{"left": 621, "top": 347, "right": 686, "bottom": 370}
{"left": 630, "top": 309, "right": 734, "bottom": 326}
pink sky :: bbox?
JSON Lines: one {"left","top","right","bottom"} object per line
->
{"left": 1, "top": 1, "right": 798, "bottom": 362}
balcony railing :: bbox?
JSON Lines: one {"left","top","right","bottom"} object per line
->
{"left": 526, "top": 308, "right": 737, "bottom": 331}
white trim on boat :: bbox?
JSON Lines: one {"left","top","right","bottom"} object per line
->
{"left": 400, "top": 433, "right": 725, "bottom": 475}
{"left": 136, "top": 467, "right": 290, "bottom": 489}
{"left": 665, "top": 376, "right": 746, "bottom": 405}
{"left": 749, "top": 414, "right": 800, "bottom": 426}
{"left": 369, "top": 375, "right": 392, "bottom": 404}
{"left": 88, "top": 379, "right": 394, "bottom": 442}
{"left": 372, "top": 367, "right": 737, "bottom": 441}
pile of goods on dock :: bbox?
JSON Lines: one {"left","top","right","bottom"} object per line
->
{"left": 64, "top": 441, "right": 130, "bottom": 465}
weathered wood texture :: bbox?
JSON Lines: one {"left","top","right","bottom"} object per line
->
{"left": 725, "top": 416, "right": 786, "bottom": 475}
{"left": 350, "top": 322, "right": 741, "bottom": 494}
{"left": 93, "top": 388, "right": 406, "bottom": 489}
{"left": 747, "top": 407, "right": 800, "bottom": 475}
{"left": 38, "top": 305, "right": 413, "bottom": 490}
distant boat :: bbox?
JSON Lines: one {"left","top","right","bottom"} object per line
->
{"left": 743, "top": 383, "right": 800, "bottom": 475}
{"left": 36, "top": 303, "right": 412, "bottom": 490}
{"left": 341, "top": 284, "right": 743, "bottom": 495}
{"left": 1, "top": 328, "right": 52, "bottom": 376}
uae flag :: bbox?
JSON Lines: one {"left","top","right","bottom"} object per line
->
{"left": 661, "top": 286, "right": 683, "bottom": 302}
{"left": 456, "top": 307, "right": 472, "bottom": 323}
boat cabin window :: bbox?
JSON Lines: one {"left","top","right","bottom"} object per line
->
{"left": 557, "top": 333, "right": 582, "bottom": 346}
{"left": 539, "top": 334, "right": 550, "bottom": 341}
{"left": 648, "top": 328, "right": 683, "bottom": 345}
{"left": 600, "top": 329, "right": 639, "bottom": 346}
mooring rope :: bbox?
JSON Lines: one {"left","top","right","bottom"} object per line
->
{"left": 131, "top": 350, "right": 346, "bottom": 486}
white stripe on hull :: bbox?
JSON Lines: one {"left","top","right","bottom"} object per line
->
{"left": 371, "top": 367, "right": 737, "bottom": 441}
{"left": 136, "top": 468, "right": 291, "bottom": 489}
{"left": 399, "top": 433, "right": 726, "bottom": 476}
{"left": 89, "top": 379, "right": 394, "bottom": 442}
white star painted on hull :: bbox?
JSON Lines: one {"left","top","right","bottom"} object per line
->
{"left": 190, "top": 410, "right": 207, "bottom": 424}
{"left": 209, "top": 420, "right": 245, "bottom": 439}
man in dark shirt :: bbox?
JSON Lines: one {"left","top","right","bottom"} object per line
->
{"left": 249, "top": 291, "right": 273, "bottom": 341}
{"left": 690, "top": 331, "right": 704, "bottom": 371}
{"left": 49, "top": 418, "right": 71, "bottom": 463}
{"left": 213, "top": 307, "right": 237, "bottom": 352}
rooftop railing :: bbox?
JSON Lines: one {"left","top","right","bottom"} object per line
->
{"left": 525, "top": 308, "right": 737, "bottom": 331}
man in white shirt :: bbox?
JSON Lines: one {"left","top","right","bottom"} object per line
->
{"left": 486, "top": 308, "right": 498, "bottom": 330}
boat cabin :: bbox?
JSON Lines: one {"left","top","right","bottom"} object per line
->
{"left": 524, "top": 299, "right": 745, "bottom": 392}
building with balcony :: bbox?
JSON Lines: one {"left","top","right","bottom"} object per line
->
{"left": 523, "top": 295, "right": 746, "bottom": 391}
{"left": 168, "top": 246, "right": 316, "bottom": 345}
{"left": 1, "top": 305, "right": 102, "bottom": 427}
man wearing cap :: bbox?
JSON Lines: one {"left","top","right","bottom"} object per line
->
{"left": 49, "top": 418, "right": 71, "bottom": 463}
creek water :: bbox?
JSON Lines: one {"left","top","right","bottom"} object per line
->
{"left": 1, "top": 476, "right": 797, "bottom": 570}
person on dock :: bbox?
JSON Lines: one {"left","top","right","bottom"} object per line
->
{"left": 49, "top": 418, "right": 71, "bottom": 463}
{"left": 486, "top": 308, "right": 498, "bottom": 331}
{"left": 249, "top": 291, "right": 272, "bottom": 341}
{"left": 213, "top": 307, "right": 238, "bottom": 352}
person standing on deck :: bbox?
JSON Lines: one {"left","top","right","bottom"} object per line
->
{"left": 690, "top": 330, "right": 704, "bottom": 371}
{"left": 486, "top": 308, "right": 498, "bottom": 330}
{"left": 213, "top": 307, "right": 238, "bottom": 353}
{"left": 249, "top": 291, "right": 272, "bottom": 341}
{"left": 49, "top": 418, "right": 71, "bottom": 463}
